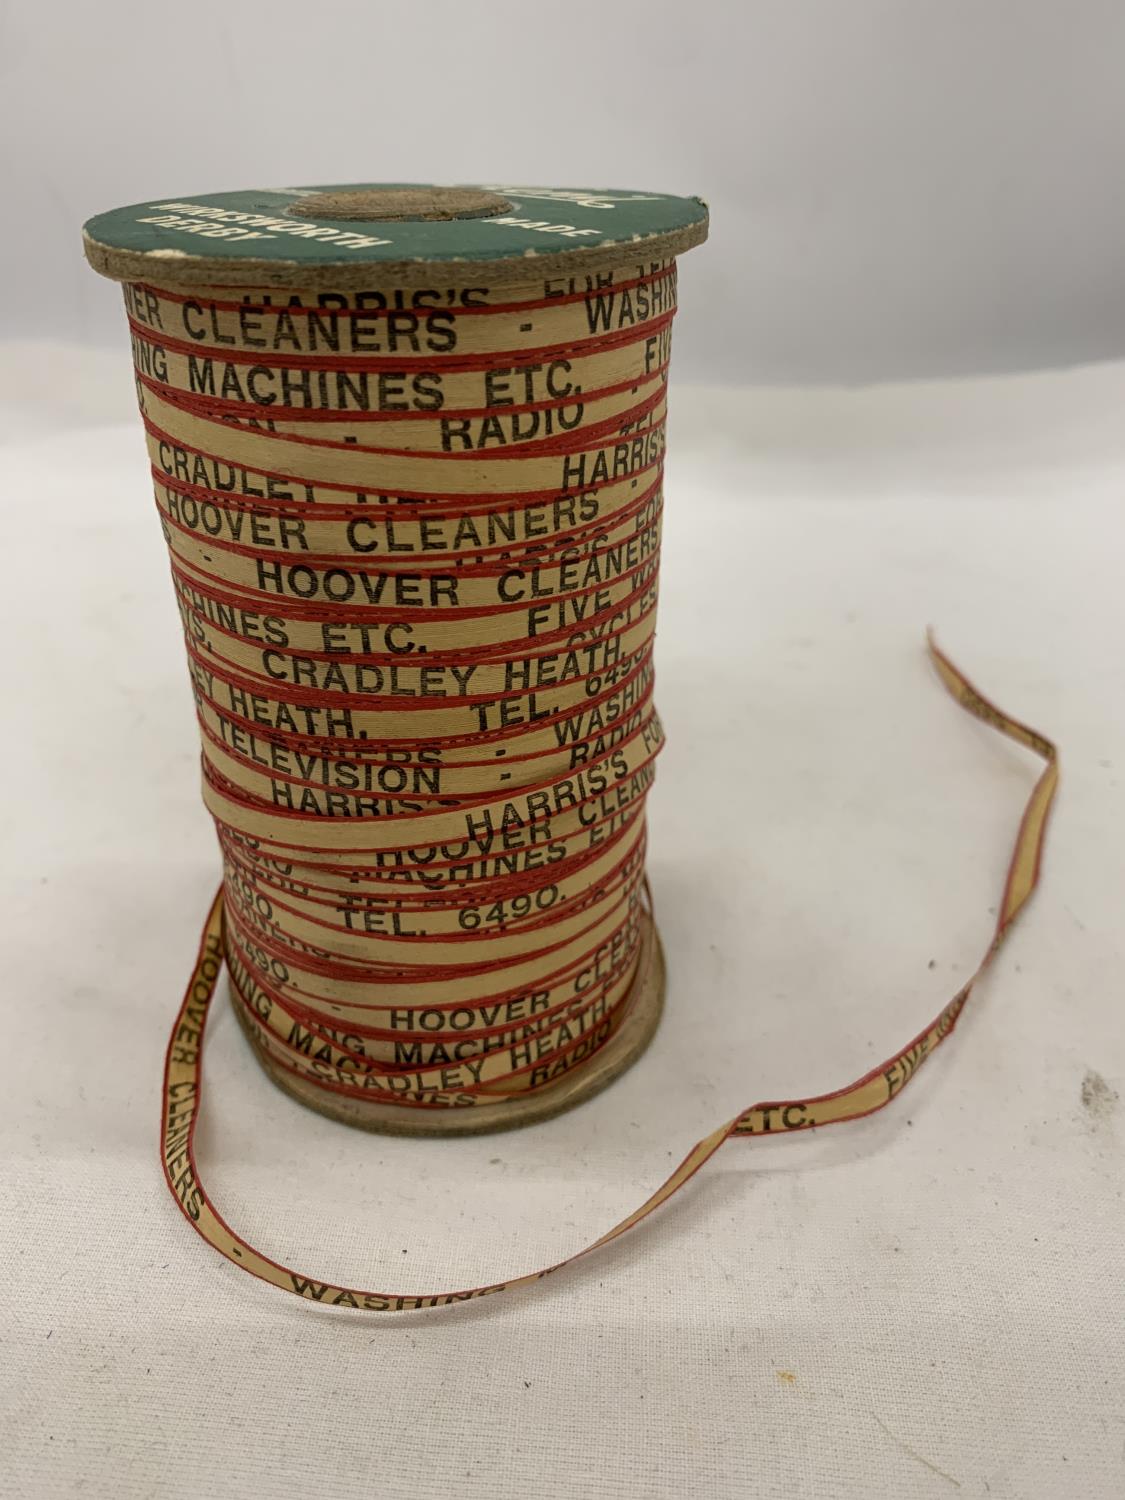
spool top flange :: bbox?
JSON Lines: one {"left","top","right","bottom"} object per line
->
{"left": 83, "top": 182, "right": 709, "bottom": 289}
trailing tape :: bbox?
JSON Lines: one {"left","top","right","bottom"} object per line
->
{"left": 162, "top": 636, "right": 1057, "bottom": 1310}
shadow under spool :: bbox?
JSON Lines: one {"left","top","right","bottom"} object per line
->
{"left": 84, "top": 182, "right": 708, "bottom": 1135}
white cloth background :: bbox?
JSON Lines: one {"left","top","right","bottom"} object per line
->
{"left": 1, "top": 349, "right": 1122, "bottom": 1498}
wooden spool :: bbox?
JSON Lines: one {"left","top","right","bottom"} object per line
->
{"left": 84, "top": 182, "right": 707, "bottom": 1133}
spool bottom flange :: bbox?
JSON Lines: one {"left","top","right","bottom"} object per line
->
{"left": 229, "top": 914, "right": 665, "bottom": 1136}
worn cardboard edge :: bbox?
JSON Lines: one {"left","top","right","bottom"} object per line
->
{"left": 82, "top": 217, "right": 709, "bottom": 290}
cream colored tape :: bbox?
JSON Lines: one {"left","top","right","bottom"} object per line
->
{"left": 162, "top": 638, "right": 1058, "bottom": 1309}
{"left": 107, "top": 264, "right": 1058, "bottom": 1311}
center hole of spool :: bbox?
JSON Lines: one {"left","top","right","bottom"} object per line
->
{"left": 286, "top": 187, "right": 514, "bottom": 223}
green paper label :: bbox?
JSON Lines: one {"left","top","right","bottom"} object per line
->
{"left": 84, "top": 183, "right": 707, "bottom": 268}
